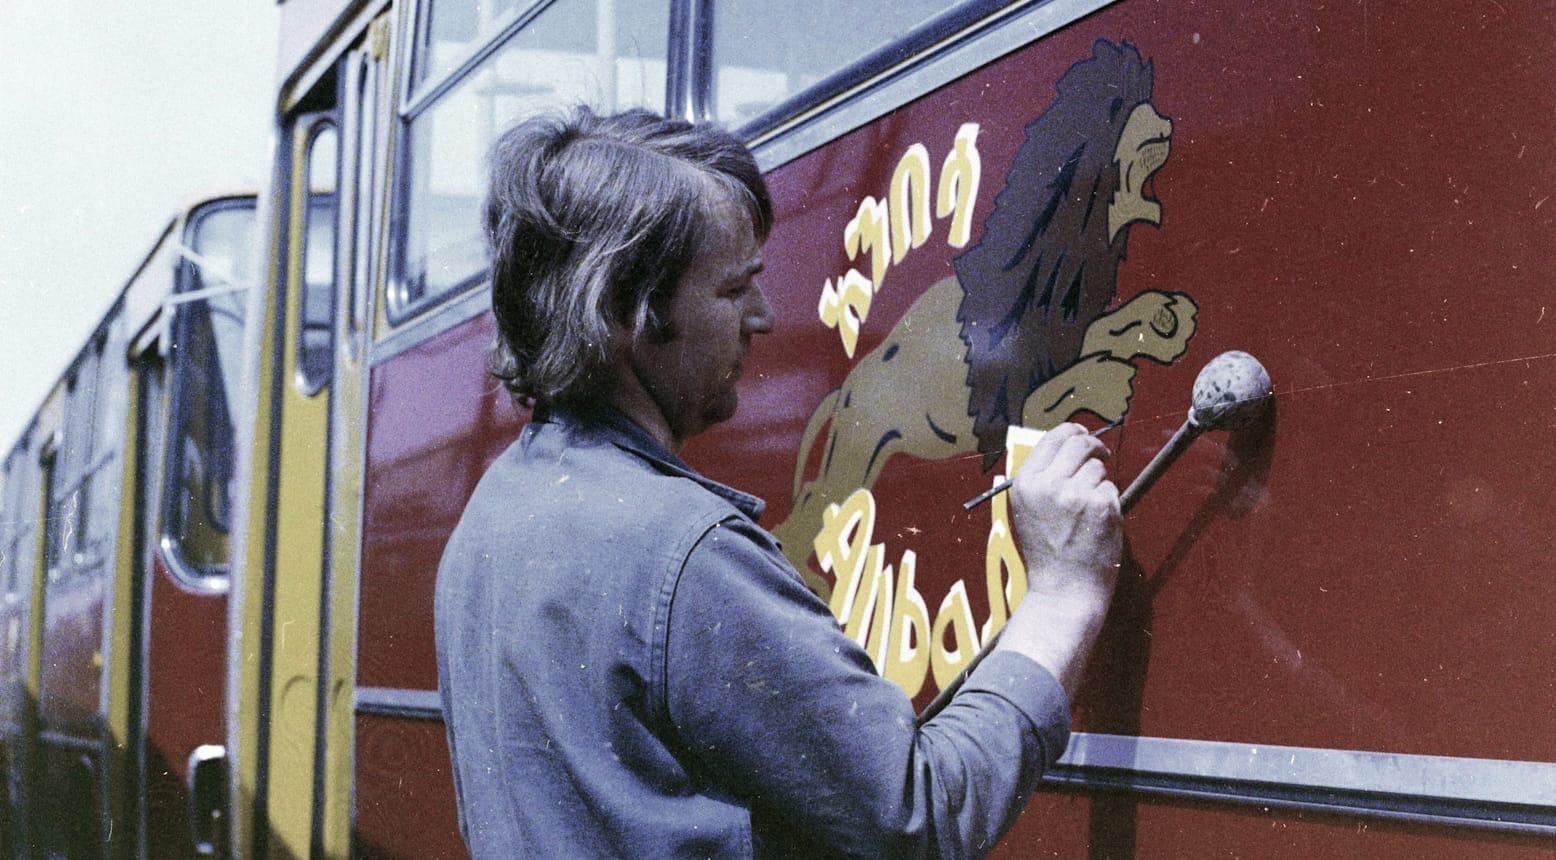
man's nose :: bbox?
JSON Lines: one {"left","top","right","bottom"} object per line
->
{"left": 745, "top": 285, "right": 776, "bottom": 334}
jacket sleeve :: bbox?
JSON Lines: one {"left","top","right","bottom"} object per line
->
{"left": 662, "top": 516, "right": 1071, "bottom": 858}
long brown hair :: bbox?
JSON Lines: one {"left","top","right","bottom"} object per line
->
{"left": 485, "top": 106, "right": 772, "bottom": 409}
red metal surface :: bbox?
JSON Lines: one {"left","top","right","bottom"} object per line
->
{"left": 697, "top": 0, "right": 1554, "bottom": 853}
{"left": 994, "top": 792, "right": 1556, "bottom": 859}
{"left": 144, "top": 552, "right": 227, "bottom": 857}
{"left": 34, "top": 574, "right": 106, "bottom": 851}
{"left": 356, "top": 1, "right": 1556, "bottom": 853}
{"left": 353, "top": 714, "right": 462, "bottom": 858}
{"left": 359, "top": 311, "right": 524, "bottom": 693}
{"left": 719, "top": 0, "right": 1556, "bottom": 760}
{"left": 356, "top": 310, "right": 520, "bottom": 857}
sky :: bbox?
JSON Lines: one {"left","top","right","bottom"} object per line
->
{"left": 0, "top": 1, "right": 280, "bottom": 454}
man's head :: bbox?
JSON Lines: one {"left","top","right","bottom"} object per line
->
{"left": 485, "top": 106, "right": 773, "bottom": 413}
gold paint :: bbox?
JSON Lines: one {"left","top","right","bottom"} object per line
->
{"left": 1108, "top": 103, "right": 1173, "bottom": 243}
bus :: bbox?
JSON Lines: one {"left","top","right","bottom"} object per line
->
{"left": 5, "top": 0, "right": 1555, "bottom": 856}
{"left": 1, "top": 194, "right": 257, "bottom": 856}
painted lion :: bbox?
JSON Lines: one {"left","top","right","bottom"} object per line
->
{"left": 773, "top": 40, "right": 1198, "bottom": 592}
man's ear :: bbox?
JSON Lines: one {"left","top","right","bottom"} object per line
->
{"left": 644, "top": 305, "right": 675, "bottom": 342}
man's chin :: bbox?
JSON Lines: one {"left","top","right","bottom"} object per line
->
{"left": 704, "top": 395, "right": 739, "bottom": 429}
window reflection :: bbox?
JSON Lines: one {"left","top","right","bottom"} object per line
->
{"left": 0, "top": 458, "right": 17, "bottom": 595}
{"left": 419, "top": 0, "right": 528, "bottom": 85}
{"left": 165, "top": 201, "right": 257, "bottom": 580}
{"left": 710, "top": 0, "right": 953, "bottom": 127}
{"left": 395, "top": 0, "right": 669, "bottom": 318}
{"left": 300, "top": 125, "right": 339, "bottom": 393}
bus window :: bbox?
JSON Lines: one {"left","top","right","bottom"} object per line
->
{"left": 2, "top": 446, "right": 39, "bottom": 596}
{"left": 299, "top": 124, "right": 339, "bottom": 394}
{"left": 709, "top": 0, "right": 961, "bottom": 130}
{"left": 40, "top": 348, "right": 103, "bottom": 577}
{"left": 88, "top": 333, "right": 127, "bottom": 562}
{"left": 43, "top": 357, "right": 104, "bottom": 578}
{"left": 415, "top": 0, "right": 528, "bottom": 86}
{"left": 164, "top": 202, "right": 257, "bottom": 583}
{"left": 391, "top": 0, "right": 670, "bottom": 321}
{"left": 0, "top": 455, "right": 21, "bottom": 597}
{"left": 40, "top": 441, "right": 62, "bottom": 577}
{"left": 347, "top": 50, "right": 383, "bottom": 353}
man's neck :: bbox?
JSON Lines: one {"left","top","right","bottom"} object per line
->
{"left": 607, "top": 358, "right": 682, "bottom": 454}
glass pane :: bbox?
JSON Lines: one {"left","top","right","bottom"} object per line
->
{"left": 188, "top": 204, "right": 256, "bottom": 456}
{"left": 90, "top": 334, "right": 127, "bottom": 547}
{"left": 1, "top": 452, "right": 35, "bottom": 596}
{"left": 420, "top": 0, "right": 529, "bottom": 85}
{"left": 166, "top": 202, "right": 258, "bottom": 579}
{"left": 396, "top": 0, "right": 670, "bottom": 316}
{"left": 41, "top": 452, "right": 61, "bottom": 574}
{"left": 189, "top": 204, "right": 260, "bottom": 293}
{"left": 300, "top": 126, "right": 339, "bottom": 391}
{"left": 63, "top": 348, "right": 99, "bottom": 565}
{"left": 0, "top": 461, "right": 11, "bottom": 592}
{"left": 710, "top": 0, "right": 954, "bottom": 127}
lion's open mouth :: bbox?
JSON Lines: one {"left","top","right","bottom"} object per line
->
{"left": 1139, "top": 138, "right": 1170, "bottom": 178}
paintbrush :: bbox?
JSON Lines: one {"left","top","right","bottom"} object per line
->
{"left": 961, "top": 417, "right": 1124, "bottom": 511}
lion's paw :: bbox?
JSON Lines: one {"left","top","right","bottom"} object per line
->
{"left": 1082, "top": 290, "right": 1199, "bottom": 364}
{"left": 1023, "top": 354, "right": 1138, "bottom": 427}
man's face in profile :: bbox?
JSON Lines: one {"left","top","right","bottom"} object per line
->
{"left": 631, "top": 191, "right": 773, "bottom": 444}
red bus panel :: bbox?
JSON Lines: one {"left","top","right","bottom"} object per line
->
{"left": 693, "top": 0, "right": 1554, "bottom": 851}
{"left": 355, "top": 1, "right": 1554, "bottom": 853}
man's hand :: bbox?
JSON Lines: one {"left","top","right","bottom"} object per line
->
{"left": 996, "top": 423, "right": 1123, "bottom": 699}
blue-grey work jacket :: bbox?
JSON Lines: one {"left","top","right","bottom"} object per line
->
{"left": 434, "top": 405, "right": 1071, "bottom": 858}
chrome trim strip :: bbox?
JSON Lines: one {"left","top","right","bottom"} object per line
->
{"left": 370, "top": 282, "right": 491, "bottom": 366}
{"left": 37, "top": 729, "right": 101, "bottom": 753}
{"left": 355, "top": 686, "right": 443, "bottom": 720}
{"left": 1050, "top": 733, "right": 1556, "bottom": 834}
{"left": 750, "top": 0, "right": 1119, "bottom": 172}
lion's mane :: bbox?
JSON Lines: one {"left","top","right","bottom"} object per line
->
{"left": 955, "top": 39, "right": 1156, "bottom": 464}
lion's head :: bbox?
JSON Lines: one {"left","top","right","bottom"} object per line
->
{"left": 955, "top": 39, "right": 1167, "bottom": 464}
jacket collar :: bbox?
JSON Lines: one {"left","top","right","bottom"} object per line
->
{"left": 537, "top": 403, "right": 767, "bottom": 522}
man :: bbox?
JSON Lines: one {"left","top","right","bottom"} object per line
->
{"left": 436, "top": 106, "right": 1121, "bottom": 858}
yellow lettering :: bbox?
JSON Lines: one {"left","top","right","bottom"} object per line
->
{"left": 844, "top": 196, "right": 891, "bottom": 292}
{"left": 818, "top": 125, "right": 985, "bottom": 356}
{"left": 813, "top": 488, "right": 877, "bottom": 623}
{"left": 816, "top": 268, "right": 874, "bottom": 358}
{"left": 981, "top": 486, "right": 1027, "bottom": 642}
{"left": 930, "top": 581, "right": 979, "bottom": 690}
{"left": 937, "top": 123, "right": 982, "bottom": 248}
{"left": 843, "top": 544, "right": 892, "bottom": 673}
{"left": 883, "top": 549, "right": 931, "bottom": 699}
{"left": 889, "top": 144, "right": 933, "bottom": 265}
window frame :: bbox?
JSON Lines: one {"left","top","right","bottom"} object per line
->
{"left": 699, "top": 0, "right": 1015, "bottom": 139}
{"left": 296, "top": 119, "right": 343, "bottom": 398}
{"left": 158, "top": 197, "right": 258, "bottom": 591}
{"left": 384, "top": 0, "right": 685, "bottom": 326}
{"left": 375, "top": 0, "right": 1037, "bottom": 328}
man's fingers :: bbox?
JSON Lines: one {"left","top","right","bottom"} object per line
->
{"left": 1019, "top": 423, "right": 1087, "bottom": 474}
{"left": 1098, "top": 478, "right": 1121, "bottom": 511}
{"left": 1074, "top": 457, "right": 1107, "bottom": 489}
{"left": 1041, "top": 432, "right": 1109, "bottom": 480}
